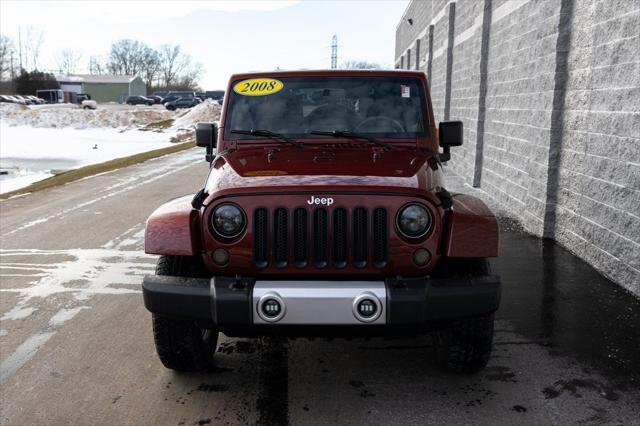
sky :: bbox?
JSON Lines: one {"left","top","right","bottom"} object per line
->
{"left": 0, "top": 0, "right": 409, "bottom": 89}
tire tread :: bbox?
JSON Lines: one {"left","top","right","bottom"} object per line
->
{"left": 433, "top": 258, "right": 495, "bottom": 373}
{"left": 151, "top": 255, "right": 217, "bottom": 372}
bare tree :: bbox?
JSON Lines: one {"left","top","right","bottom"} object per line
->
{"left": 0, "top": 34, "right": 16, "bottom": 80}
{"left": 176, "top": 61, "right": 204, "bottom": 90}
{"left": 102, "top": 40, "right": 202, "bottom": 90}
{"left": 18, "top": 26, "right": 44, "bottom": 71}
{"left": 158, "top": 44, "right": 188, "bottom": 87}
{"left": 107, "top": 39, "right": 148, "bottom": 75}
{"left": 140, "top": 46, "right": 160, "bottom": 87}
{"left": 88, "top": 55, "right": 105, "bottom": 74}
{"left": 56, "top": 49, "right": 82, "bottom": 74}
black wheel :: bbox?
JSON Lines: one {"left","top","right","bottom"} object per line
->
{"left": 151, "top": 255, "right": 218, "bottom": 372}
{"left": 432, "top": 258, "right": 495, "bottom": 373}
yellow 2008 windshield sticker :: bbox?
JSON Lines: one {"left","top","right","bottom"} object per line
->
{"left": 233, "top": 78, "right": 283, "bottom": 96}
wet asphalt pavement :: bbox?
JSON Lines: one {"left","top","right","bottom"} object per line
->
{"left": 1, "top": 149, "right": 639, "bottom": 425}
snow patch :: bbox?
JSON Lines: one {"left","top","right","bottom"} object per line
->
{"left": 171, "top": 100, "right": 221, "bottom": 130}
{"left": 49, "top": 306, "right": 91, "bottom": 327}
{"left": 0, "top": 331, "right": 56, "bottom": 385}
{"left": 0, "top": 248, "right": 154, "bottom": 310}
{"left": 0, "top": 103, "right": 175, "bottom": 130}
{"left": 0, "top": 171, "right": 53, "bottom": 194}
{"left": 1, "top": 305, "right": 38, "bottom": 321}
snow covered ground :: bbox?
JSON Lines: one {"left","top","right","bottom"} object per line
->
{"left": 0, "top": 101, "right": 220, "bottom": 194}
{"left": 0, "top": 125, "right": 175, "bottom": 193}
{"left": 0, "top": 103, "right": 175, "bottom": 129}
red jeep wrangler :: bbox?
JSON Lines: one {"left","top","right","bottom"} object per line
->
{"left": 142, "top": 70, "right": 500, "bottom": 373}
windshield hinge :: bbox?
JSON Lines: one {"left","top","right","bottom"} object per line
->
{"left": 220, "top": 140, "right": 237, "bottom": 152}
{"left": 435, "top": 187, "right": 453, "bottom": 210}
{"left": 191, "top": 188, "right": 207, "bottom": 209}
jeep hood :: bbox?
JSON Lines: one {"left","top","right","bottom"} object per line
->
{"left": 205, "top": 147, "right": 443, "bottom": 194}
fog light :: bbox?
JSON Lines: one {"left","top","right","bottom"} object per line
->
{"left": 412, "top": 248, "right": 431, "bottom": 266}
{"left": 262, "top": 299, "right": 282, "bottom": 318}
{"left": 257, "top": 292, "right": 286, "bottom": 322}
{"left": 356, "top": 299, "right": 377, "bottom": 318}
{"left": 352, "top": 292, "right": 382, "bottom": 323}
{"left": 212, "top": 248, "right": 229, "bottom": 266}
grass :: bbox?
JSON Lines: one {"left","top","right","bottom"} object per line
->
{"left": 141, "top": 118, "right": 175, "bottom": 130}
{"left": 0, "top": 140, "right": 196, "bottom": 200}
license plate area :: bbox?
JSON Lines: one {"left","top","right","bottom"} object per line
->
{"left": 252, "top": 281, "right": 386, "bottom": 325}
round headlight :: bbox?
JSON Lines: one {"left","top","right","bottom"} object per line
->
{"left": 397, "top": 203, "right": 431, "bottom": 238}
{"left": 211, "top": 203, "right": 246, "bottom": 238}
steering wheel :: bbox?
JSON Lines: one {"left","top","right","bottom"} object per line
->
{"left": 306, "top": 103, "right": 352, "bottom": 120}
{"left": 355, "top": 116, "right": 405, "bottom": 133}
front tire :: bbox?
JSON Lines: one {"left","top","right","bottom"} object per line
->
{"left": 151, "top": 255, "right": 218, "bottom": 372}
{"left": 432, "top": 258, "right": 495, "bottom": 373}
{"left": 433, "top": 313, "right": 494, "bottom": 373}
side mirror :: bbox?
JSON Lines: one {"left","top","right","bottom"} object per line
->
{"left": 438, "top": 121, "right": 463, "bottom": 162}
{"left": 196, "top": 122, "right": 217, "bottom": 163}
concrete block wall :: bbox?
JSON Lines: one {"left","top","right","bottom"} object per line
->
{"left": 395, "top": 0, "right": 640, "bottom": 295}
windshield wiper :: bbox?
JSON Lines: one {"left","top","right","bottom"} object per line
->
{"left": 231, "top": 129, "right": 305, "bottom": 148}
{"left": 310, "top": 130, "right": 392, "bottom": 150}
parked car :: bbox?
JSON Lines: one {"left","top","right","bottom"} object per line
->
{"left": 147, "top": 95, "right": 164, "bottom": 104}
{"left": 164, "top": 97, "right": 201, "bottom": 111}
{"left": 142, "top": 70, "right": 501, "bottom": 374}
{"left": 0, "top": 95, "right": 15, "bottom": 103}
{"left": 125, "top": 95, "right": 153, "bottom": 106}
{"left": 204, "top": 90, "right": 225, "bottom": 101}
{"left": 161, "top": 91, "right": 196, "bottom": 104}
{"left": 4, "top": 95, "right": 27, "bottom": 105}
{"left": 13, "top": 95, "right": 35, "bottom": 105}
{"left": 25, "top": 95, "right": 45, "bottom": 104}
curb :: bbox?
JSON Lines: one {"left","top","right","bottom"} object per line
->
{"left": 0, "top": 141, "right": 196, "bottom": 200}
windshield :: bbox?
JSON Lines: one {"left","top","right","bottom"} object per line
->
{"left": 224, "top": 76, "right": 428, "bottom": 140}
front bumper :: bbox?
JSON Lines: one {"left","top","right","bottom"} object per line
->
{"left": 142, "top": 275, "right": 501, "bottom": 335}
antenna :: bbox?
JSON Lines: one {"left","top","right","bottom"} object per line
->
{"left": 331, "top": 35, "right": 338, "bottom": 69}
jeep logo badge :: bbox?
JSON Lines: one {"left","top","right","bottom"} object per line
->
{"left": 307, "top": 195, "right": 334, "bottom": 206}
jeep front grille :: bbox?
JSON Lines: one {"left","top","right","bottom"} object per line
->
{"left": 352, "top": 207, "right": 367, "bottom": 268}
{"left": 333, "top": 208, "right": 348, "bottom": 268}
{"left": 253, "top": 208, "right": 269, "bottom": 268}
{"left": 273, "top": 208, "right": 288, "bottom": 267}
{"left": 293, "top": 208, "right": 307, "bottom": 267}
{"left": 252, "top": 206, "right": 388, "bottom": 269}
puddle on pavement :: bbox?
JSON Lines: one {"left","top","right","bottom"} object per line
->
{"left": 492, "top": 218, "right": 640, "bottom": 388}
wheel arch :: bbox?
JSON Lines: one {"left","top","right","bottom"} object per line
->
{"left": 442, "top": 194, "right": 499, "bottom": 258}
{"left": 145, "top": 195, "right": 201, "bottom": 256}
